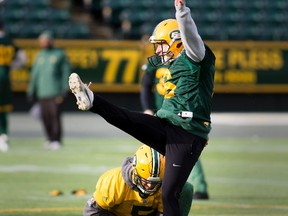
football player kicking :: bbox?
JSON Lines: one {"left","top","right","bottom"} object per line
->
{"left": 83, "top": 145, "right": 193, "bottom": 216}
{"left": 70, "top": 0, "right": 215, "bottom": 215}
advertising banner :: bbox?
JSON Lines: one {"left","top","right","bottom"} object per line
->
{"left": 11, "top": 40, "right": 288, "bottom": 93}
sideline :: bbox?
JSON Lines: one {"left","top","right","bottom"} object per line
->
{"left": 9, "top": 112, "right": 288, "bottom": 138}
{"left": 211, "top": 112, "right": 288, "bottom": 126}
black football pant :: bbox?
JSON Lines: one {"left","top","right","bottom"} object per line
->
{"left": 39, "top": 97, "right": 62, "bottom": 143}
{"left": 90, "top": 94, "right": 207, "bottom": 216}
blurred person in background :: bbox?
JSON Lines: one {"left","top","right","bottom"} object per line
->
{"left": 84, "top": 144, "right": 194, "bottom": 216}
{"left": 27, "top": 30, "right": 71, "bottom": 150}
{"left": 0, "top": 20, "right": 27, "bottom": 152}
{"left": 140, "top": 62, "right": 209, "bottom": 200}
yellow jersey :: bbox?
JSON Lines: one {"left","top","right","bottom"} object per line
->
{"left": 93, "top": 167, "right": 163, "bottom": 216}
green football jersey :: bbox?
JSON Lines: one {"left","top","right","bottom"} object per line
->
{"left": 145, "top": 63, "right": 167, "bottom": 110}
{"left": 0, "top": 37, "right": 18, "bottom": 110}
{"left": 156, "top": 46, "right": 215, "bottom": 140}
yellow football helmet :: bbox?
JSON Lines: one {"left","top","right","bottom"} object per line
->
{"left": 148, "top": 19, "right": 184, "bottom": 66}
{"left": 132, "top": 145, "right": 165, "bottom": 198}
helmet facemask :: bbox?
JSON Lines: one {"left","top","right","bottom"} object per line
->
{"left": 131, "top": 145, "right": 165, "bottom": 198}
{"left": 147, "top": 19, "right": 183, "bottom": 67}
{"left": 148, "top": 39, "right": 173, "bottom": 67}
{"left": 132, "top": 168, "right": 162, "bottom": 198}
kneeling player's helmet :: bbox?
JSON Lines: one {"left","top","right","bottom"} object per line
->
{"left": 132, "top": 145, "right": 165, "bottom": 198}
{"left": 148, "top": 19, "right": 183, "bottom": 66}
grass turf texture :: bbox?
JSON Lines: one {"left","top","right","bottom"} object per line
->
{"left": 0, "top": 137, "right": 287, "bottom": 216}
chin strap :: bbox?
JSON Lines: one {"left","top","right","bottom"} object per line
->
{"left": 138, "top": 191, "right": 150, "bottom": 199}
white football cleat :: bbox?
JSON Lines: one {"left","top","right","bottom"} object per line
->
{"left": 49, "top": 141, "right": 61, "bottom": 150}
{"left": 69, "top": 73, "right": 94, "bottom": 110}
{"left": 0, "top": 136, "right": 8, "bottom": 152}
{"left": 0, "top": 134, "right": 8, "bottom": 143}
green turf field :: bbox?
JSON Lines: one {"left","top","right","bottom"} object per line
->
{"left": 0, "top": 137, "right": 287, "bottom": 216}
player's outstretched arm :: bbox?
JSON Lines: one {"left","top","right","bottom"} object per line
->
{"left": 174, "top": 0, "right": 205, "bottom": 62}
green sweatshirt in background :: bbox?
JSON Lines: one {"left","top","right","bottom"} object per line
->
{"left": 27, "top": 48, "right": 71, "bottom": 99}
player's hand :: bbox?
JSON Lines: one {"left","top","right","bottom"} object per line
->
{"left": 55, "top": 95, "right": 64, "bottom": 104}
{"left": 175, "top": 0, "right": 185, "bottom": 8}
{"left": 144, "top": 109, "right": 154, "bottom": 115}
